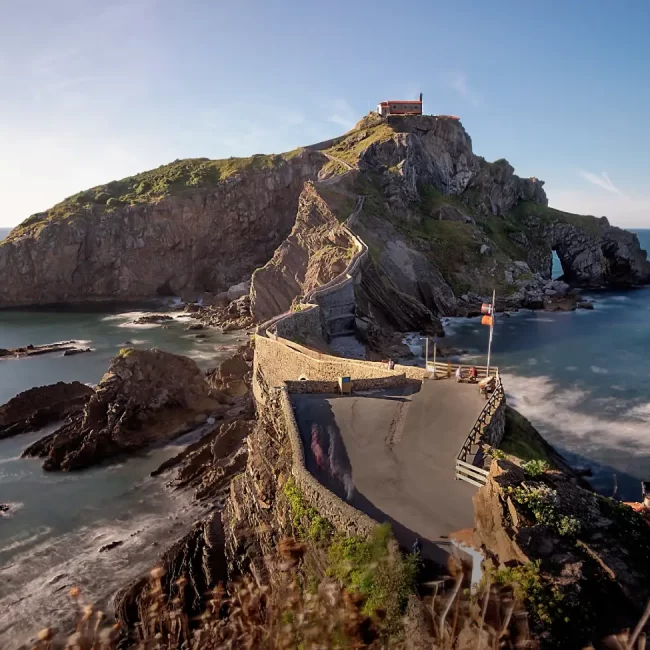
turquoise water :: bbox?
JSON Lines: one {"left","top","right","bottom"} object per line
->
{"left": 443, "top": 229, "right": 650, "bottom": 501}
{"left": 0, "top": 305, "right": 244, "bottom": 647}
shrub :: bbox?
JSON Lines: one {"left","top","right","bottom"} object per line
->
{"left": 522, "top": 459, "right": 550, "bottom": 477}
{"left": 283, "top": 477, "right": 333, "bottom": 542}
{"left": 490, "top": 560, "right": 565, "bottom": 626}
{"left": 328, "top": 523, "right": 418, "bottom": 630}
{"left": 508, "top": 484, "right": 580, "bottom": 537}
{"left": 487, "top": 447, "right": 507, "bottom": 460}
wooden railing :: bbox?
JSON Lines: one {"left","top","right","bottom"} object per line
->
{"left": 454, "top": 370, "right": 505, "bottom": 487}
{"left": 427, "top": 361, "right": 493, "bottom": 380}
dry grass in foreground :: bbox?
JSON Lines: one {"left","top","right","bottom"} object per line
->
{"left": 27, "top": 537, "right": 650, "bottom": 650}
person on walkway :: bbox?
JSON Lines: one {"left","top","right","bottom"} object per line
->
{"left": 469, "top": 366, "right": 478, "bottom": 382}
{"left": 455, "top": 367, "right": 463, "bottom": 383}
{"left": 412, "top": 537, "right": 422, "bottom": 555}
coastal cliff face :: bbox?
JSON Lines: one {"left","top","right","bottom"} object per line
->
{"left": 2, "top": 113, "right": 648, "bottom": 315}
{"left": 249, "top": 182, "right": 356, "bottom": 323}
{"left": 0, "top": 151, "right": 324, "bottom": 307}
{"left": 474, "top": 458, "right": 650, "bottom": 646}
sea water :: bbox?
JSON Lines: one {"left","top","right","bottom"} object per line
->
{"left": 442, "top": 229, "right": 650, "bottom": 501}
{"left": 0, "top": 304, "right": 245, "bottom": 647}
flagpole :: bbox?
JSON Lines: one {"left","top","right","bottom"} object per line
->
{"left": 486, "top": 289, "right": 496, "bottom": 376}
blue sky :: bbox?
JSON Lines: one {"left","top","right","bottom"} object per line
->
{"left": 1, "top": 0, "right": 649, "bottom": 227}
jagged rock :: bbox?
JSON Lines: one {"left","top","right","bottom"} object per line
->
{"left": 62, "top": 347, "right": 92, "bottom": 356}
{"left": 577, "top": 300, "right": 594, "bottom": 310}
{"left": 132, "top": 314, "right": 173, "bottom": 324}
{"left": 226, "top": 280, "right": 251, "bottom": 302}
{"left": 114, "top": 513, "right": 227, "bottom": 639}
{"left": 99, "top": 540, "right": 123, "bottom": 553}
{"left": 0, "top": 381, "right": 93, "bottom": 439}
{"left": 22, "top": 349, "right": 221, "bottom": 471}
{"left": 250, "top": 182, "right": 356, "bottom": 322}
{"left": 473, "top": 457, "right": 650, "bottom": 644}
{"left": 0, "top": 340, "right": 82, "bottom": 359}
{"left": 355, "top": 260, "right": 444, "bottom": 336}
{"left": 186, "top": 323, "right": 203, "bottom": 330}
{"left": 480, "top": 244, "right": 492, "bottom": 256}
{"left": 524, "top": 217, "right": 650, "bottom": 288}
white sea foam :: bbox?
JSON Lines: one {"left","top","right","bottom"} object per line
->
{"left": 527, "top": 358, "right": 538, "bottom": 366}
{"left": 503, "top": 372, "right": 650, "bottom": 452}
{"left": 0, "top": 502, "right": 25, "bottom": 519}
{"left": 0, "top": 492, "right": 202, "bottom": 649}
{"left": 590, "top": 365, "right": 609, "bottom": 374}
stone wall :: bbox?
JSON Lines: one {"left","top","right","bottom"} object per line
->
{"left": 278, "top": 387, "right": 377, "bottom": 537}
{"left": 285, "top": 373, "right": 407, "bottom": 395}
{"left": 254, "top": 334, "right": 426, "bottom": 402}
{"left": 273, "top": 303, "right": 324, "bottom": 343}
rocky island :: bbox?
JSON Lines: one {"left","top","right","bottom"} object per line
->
{"left": 3, "top": 111, "right": 650, "bottom": 649}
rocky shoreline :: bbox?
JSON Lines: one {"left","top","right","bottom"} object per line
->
{"left": 0, "top": 340, "right": 92, "bottom": 360}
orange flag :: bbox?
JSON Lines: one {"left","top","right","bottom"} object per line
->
{"left": 481, "top": 315, "right": 493, "bottom": 327}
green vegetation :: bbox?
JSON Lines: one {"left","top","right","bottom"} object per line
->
{"left": 118, "top": 347, "right": 135, "bottom": 358}
{"left": 500, "top": 406, "right": 557, "bottom": 465}
{"left": 283, "top": 477, "right": 333, "bottom": 542}
{"left": 324, "top": 123, "right": 395, "bottom": 166}
{"left": 522, "top": 459, "right": 550, "bottom": 477}
{"left": 507, "top": 484, "right": 580, "bottom": 537}
{"left": 508, "top": 201, "right": 605, "bottom": 235}
{"left": 486, "top": 447, "right": 508, "bottom": 460}
{"left": 328, "top": 523, "right": 418, "bottom": 628}
{"left": 490, "top": 560, "right": 565, "bottom": 627}
{"left": 8, "top": 151, "right": 300, "bottom": 241}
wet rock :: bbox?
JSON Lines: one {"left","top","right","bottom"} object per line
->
{"left": 99, "top": 540, "right": 124, "bottom": 553}
{"left": 62, "top": 347, "right": 92, "bottom": 356}
{"left": 0, "top": 381, "right": 93, "bottom": 439}
{"left": 22, "top": 349, "right": 221, "bottom": 471}
{"left": 114, "top": 514, "right": 228, "bottom": 639}
{"left": 132, "top": 314, "right": 173, "bottom": 324}
{"left": 186, "top": 323, "right": 204, "bottom": 331}
{"left": 577, "top": 300, "right": 595, "bottom": 310}
{"left": 0, "top": 341, "right": 82, "bottom": 359}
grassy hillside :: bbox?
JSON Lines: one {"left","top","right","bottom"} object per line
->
{"left": 7, "top": 150, "right": 304, "bottom": 242}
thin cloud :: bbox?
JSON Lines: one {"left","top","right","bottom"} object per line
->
{"left": 449, "top": 71, "right": 482, "bottom": 107}
{"left": 579, "top": 170, "right": 627, "bottom": 197}
{"left": 327, "top": 99, "right": 357, "bottom": 130}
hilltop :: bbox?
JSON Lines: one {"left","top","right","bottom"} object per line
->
{"left": 0, "top": 113, "right": 648, "bottom": 326}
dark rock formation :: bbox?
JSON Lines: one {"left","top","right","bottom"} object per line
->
{"left": 0, "top": 381, "right": 93, "bottom": 439}
{"left": 22, "top": 349, "right": 221, "bottom": 471}
{"left": 114, "top": 513, "right": 227, "bottom": 638}
{"left": 250, "top": 182, "right": 356, "bottom": 322}
{"left": 132, "top": 314, "right": 173, "bottom": 324}
{"left": 0, "top": 341, "right": 83, "bottom": 359}
{"left": 473, "top": 458, "right": 650, "bottom": 646}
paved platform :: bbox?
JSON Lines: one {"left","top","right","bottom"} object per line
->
{"left": 291, "top": 379, "right": 486, "bottom": 566}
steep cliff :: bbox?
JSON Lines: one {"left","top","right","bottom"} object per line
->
{"left": 0, "top": 151, "right": 324, "bottom": 307}
{"left": 324, "top": 115, "right": 650, "bottom": 312}
{"left": 249, "top": 182, "right": 356, "bottom": 322}
{"left": 3, "top": 113, "right": 647, "bottom": 316}
{"left": 473, "top": 458, "right": 650, "bottom": 647}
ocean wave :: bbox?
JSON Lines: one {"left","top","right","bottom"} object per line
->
{"left": 0, "top": 494, "right": 202, "bottom": 649}
{"left": 0, "top": 502, "right": 25, "bottom": 520}
{"left": 503, "top": 372, "right": 650, "bottom": 452}
{"left": 590, "top": 365, "right": 609, "bottom": 374}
